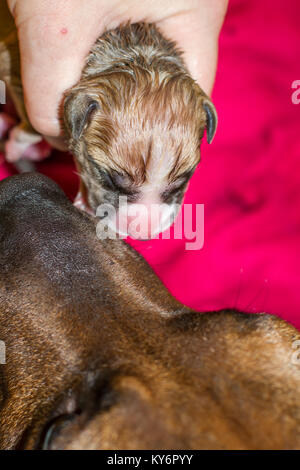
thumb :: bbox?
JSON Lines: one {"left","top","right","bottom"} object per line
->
{"left": 8, "top": 0, "right": 106, "bottom": 137}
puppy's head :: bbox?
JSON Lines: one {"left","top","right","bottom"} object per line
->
{"left": 64, "top": 70, "right": 217, "bottom": 239}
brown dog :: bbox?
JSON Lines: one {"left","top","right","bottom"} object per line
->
{"left": 0, "top": 172, "right": 299, "bottom": 450}
{"left": 63, "top": 22, "right": 217, "bottom": 238}
{"left": 0, "top": 3, "right": 217, "bottom": 238}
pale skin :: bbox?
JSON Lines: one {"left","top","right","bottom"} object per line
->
{"left": 7, "top": 0, "right": 228, "bottom": 145}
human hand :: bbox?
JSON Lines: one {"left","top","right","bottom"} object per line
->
{"left": 8, "top": 0, "right": 228, "bottom": 138}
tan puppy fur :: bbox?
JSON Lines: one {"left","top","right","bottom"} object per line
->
{"left": 63, "top": 23, "right": 217, "bottom": 237}
{"left": 0, "top": 4, "right": 217, "bottom": 237}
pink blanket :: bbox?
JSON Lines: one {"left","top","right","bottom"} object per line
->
{"left": 1, "top": 0, "right": 300, "bottom": 329}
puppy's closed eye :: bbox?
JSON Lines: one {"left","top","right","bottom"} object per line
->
{"left": 103, "top": 170, "right": 132, "bottom": 193}
{"left": 161, "top": 169, "right": 196, "bottom": 203}
{"left": 88, "top": 158, "right": 139, "bottom": 200}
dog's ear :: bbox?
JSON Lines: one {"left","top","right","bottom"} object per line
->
{"left": 203, "top": 99, "right": 218, "bottom": 144}
{"left": 63, "top": 91, "right": 99, "bottom": 140}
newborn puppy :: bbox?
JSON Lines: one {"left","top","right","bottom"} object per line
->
{"left": 0, "top": 173, "right": 299, "bottom": 450}
{"left": 0, "top": 7, "right": 216, "bottom": 237}
{"left": 63, "top": 23, "right": 217, "bottom": 238}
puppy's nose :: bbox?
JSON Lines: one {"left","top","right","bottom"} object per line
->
{"left": 117, "top": 202, "right": 175, "bottom": 239}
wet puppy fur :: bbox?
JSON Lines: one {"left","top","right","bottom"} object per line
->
{"left": 63, "top": 23, "right": 217, "bottom": 235}
{"left": 0, "top": 173, "right": 299, "bottom": 450}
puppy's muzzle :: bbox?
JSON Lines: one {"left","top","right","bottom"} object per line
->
{"left": 97, "top": 201, "right": 178, "bottom": 239}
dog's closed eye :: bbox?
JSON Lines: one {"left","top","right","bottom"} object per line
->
{"left": 101, "top": 169, "right": 132, "bottom": 193}
{"left": 161, "top": 169, "right": 196, "bottom": 203}
{"left": 89, "top": 159, "right": 140, "bottom": 200}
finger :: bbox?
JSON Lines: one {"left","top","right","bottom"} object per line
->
{"left": 11, "top": 1, "right": 106, "bottom": 137}
{"left": 157, "top": 0, "right": 228, "bottom": 95}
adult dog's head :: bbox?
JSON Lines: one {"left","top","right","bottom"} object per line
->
{"left": 0, "top": 174, "right": 299, "bottom": 450}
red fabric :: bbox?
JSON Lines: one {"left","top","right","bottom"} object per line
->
{"left": 1, "top": 0, "right": 300, "bottom": 329}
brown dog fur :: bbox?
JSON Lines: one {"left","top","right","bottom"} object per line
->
{"left": 0, "top": 173, "right": 299, "bottom": 450}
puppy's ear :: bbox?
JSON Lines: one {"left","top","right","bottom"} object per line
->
{"left": 203, "top": 99, "right": 218, "bottom": 144}
{"left": 63, "top": 91, "right": 99, "bottom": 140}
